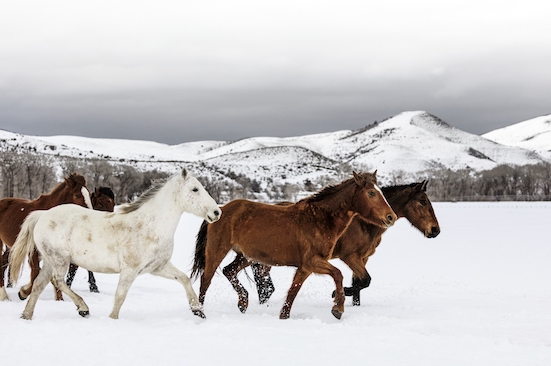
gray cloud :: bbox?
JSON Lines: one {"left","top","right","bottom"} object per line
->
{"left": 1, "top": 1, "right": 550, "bottom": 144}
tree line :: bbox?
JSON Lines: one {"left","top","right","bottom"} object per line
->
{"left": 2, "top": 147, "right": 551, "bottom": 203}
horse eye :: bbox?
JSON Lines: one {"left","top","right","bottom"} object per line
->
{"left": 368, "top": 191, "right": 375, "bottom": 197}
{"left": 420, "top": 200, "right": 427, "bottom": 206}
{"left": 192, "top": 187, "right": 199, "bottom": 192}
{"left": 76, "top": 194, "right": 82, "bottom": 198}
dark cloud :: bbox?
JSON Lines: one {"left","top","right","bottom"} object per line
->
{"left": 1, "top": 1, "right": 550, "bottom": 144}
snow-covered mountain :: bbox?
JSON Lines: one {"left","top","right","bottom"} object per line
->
{"left": 482, "top": 114, "right": 551, "bottom": 161}
{"left": 1, "top": 111, "right": 548, "bottom": 185}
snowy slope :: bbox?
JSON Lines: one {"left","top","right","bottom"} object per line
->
{"left": 1, "top": 111, "right": 549, "bottom": 185}
{"left": 482, "top": 114, "right": 551, "bottom": 160}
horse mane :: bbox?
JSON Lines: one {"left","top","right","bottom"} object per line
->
{"left": 97, "top": 186, "right": 115, "bottom": 200}
{"left": 299, "top": 172, "right": 378, "bottom": 207}
{"left": 118, "top": 178, "right": 168, "bottom": 214}
{"left": 47, "top": 173, "right": 86, "bottom": 196}
{"left": 381, "top": 182, "right": 421, "bottom": 196}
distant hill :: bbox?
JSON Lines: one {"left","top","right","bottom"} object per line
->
{"left": 1, "top": 111, "right": 549, "bottom": 187}
{"left": 482, "top": 114, "right": 551, "bottom": 161}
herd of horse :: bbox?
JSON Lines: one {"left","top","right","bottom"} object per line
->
{"left": 1, "top": 167, "right": 440, "bottom": 321}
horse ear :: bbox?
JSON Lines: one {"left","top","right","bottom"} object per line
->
{"left": 421, "top": 180, "right": 428, "bottom": 191}
{"left": 181, "top": 168, "right": 188, "bottom": 180}
{"left": 372, "top": 170, "right": 377, "bottom": 177}
{"left": 65, "top": 174, "right": 75, "bottom": 188}
{"left": 353, "top": 171, "right": 362, "bottom": 186}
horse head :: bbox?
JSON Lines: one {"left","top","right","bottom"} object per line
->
{"left": 402, "top": 180, "right": 440, "bottom": 238}
{"left": 91, "top": 187, "right": 116, "bottom": 212}
{"left": 351, "top": 171, "right": 396, "bottom": 228}
{"left": 178, "top": 168, "right": 221, "bottom": 223}
{"left": 63, "top": 173, "right": 92, "bottom": 209}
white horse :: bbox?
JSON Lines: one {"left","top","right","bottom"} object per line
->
{"left": 9, "top": 168, "right": 221, "bottom": 320}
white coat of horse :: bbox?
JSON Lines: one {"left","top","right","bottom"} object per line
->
{"left": 9, "top": 168, "right": 221, "bottom": 320}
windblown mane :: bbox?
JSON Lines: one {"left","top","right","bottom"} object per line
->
{"left": 381, "top": 182, "right": 420, "bottom": 196}
{"left": 97, "top": 186, "right": 115, "bottom": 199}
{"left": 298, "top": 177, "right": 355, "bottom": 205}
{"left": 66, "top": 173, "right": 87, "bottom": 187}
{"left": 118, "top": 178, "right": 168, "bottom": 214}
{"left": 47, "top": 173, "right": 86, "bottom": 196}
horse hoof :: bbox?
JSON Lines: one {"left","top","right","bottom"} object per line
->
{"left": 78, "top": 310, "right": 90, "bottom": 317}
{"left": 331, "top": 309, "right": 343, "bottom": 320}
{"left": 279, "top": 311, "right": 290, "bottom": 320}
{"left": 90, "top": 287, "right": 99, "bottom": 293}
{"left": 18, "top": 292, "right": 27, "bottom": 301}
{"left": 193, "top": 309, "right": 206, "bottom": 319}
{"left": 238, "top": 305, "right": 247, "bottom": 314}
{"left": 21, "top": 313, "right": 32, "bottom": 320}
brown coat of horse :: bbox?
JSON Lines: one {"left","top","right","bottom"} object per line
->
{"left": 249, "top": 181, "right": 440, "bottom": 306}
{"left": 192, "top": 171, "right": 397, "bottom": 319}
{"left": 0, "top": 173, "right": 91, "bottom": 301}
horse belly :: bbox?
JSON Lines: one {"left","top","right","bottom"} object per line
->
{"left": 70, "top": 247, "right": 122, "bottom": 274}
{"left": 236, "top": 226, "right": 301, "bottom": 267}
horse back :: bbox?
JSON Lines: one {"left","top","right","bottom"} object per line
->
{"left": 213, "top": 199, "right": 335, "bottom": 267}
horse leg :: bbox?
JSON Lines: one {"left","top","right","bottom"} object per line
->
{"left": 198, "top": 245, "right": 230, "bottom": 305}
{"left": 280, "top": 268, "right": 311, "bottom": 319}
{"left": 50, "top": 268, "right": 90, "bottom": 318}
{"left": 222, "top": 254, "right": 253, "bottom": 313}
{"left": 0, "top": 246, "right": 8, "bottom": 301}
{"left": 306, "top": 257, "right": 345, "bottom": 319}
{"left": 109, "top": 269, "right": 139, "bottom": 319}
{"left": 19, "top": 248, "right": 40, "bottom": 300}
{"left": 66, "top": 263, "right": 78, "bottom": 288}
{"left": 151, "top": 261, "right": 205, "bottom": 318}
{"left": 88, "top": 271, "right": 99, "bottom": 293}
{"left": 251, "top": 262, "right": 275, "bottom": 304}
{"left": 20, "top": 262, "right": 53, "bottom": 320}
{"left": 338, "top": 255, "right": 371, "bottom": 306}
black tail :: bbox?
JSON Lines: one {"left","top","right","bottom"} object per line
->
{"left": 191, "top": 220, "right": 209, "bottom": 280}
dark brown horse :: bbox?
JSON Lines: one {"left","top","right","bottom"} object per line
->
{"left": 66, "top": 186, "right": 116, "bottom": 293}
{"left": 246, "top": 181, "right": 440, "bottom": 306}
{"left": 0, "top": 173, "right": 92, "bottom": 301}
{"left": 192, "top": 171, "right": 397, "bottom": 319}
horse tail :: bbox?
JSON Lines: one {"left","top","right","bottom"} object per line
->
{"left": 191, "top": 220, "right": 209, "bottom": 280}
{"left": 9, "top": 211, "right": 43, "bottom": 284}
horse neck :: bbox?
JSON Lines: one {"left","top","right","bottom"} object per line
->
{"left": 306, "top": 184, "right": 357, "bottom": 234}
{"left": 132, "top": 178, "right": 183, "bottom": 230}
{"left": 34, "top": 182, "right": 70, "bottom": 209}
{"left": 383, "top": 186, "right": 413, "bottom": 218}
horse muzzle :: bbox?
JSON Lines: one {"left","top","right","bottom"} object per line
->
{"left": 206, "top": 209, "right": 221, "bottom": 223}
{"left": 382, "top": 213, "right": 397, "bottom": 228}
{"left": 425, "top": 226, "right": 440, "bottom": 238}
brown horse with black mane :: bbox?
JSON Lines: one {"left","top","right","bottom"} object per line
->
{"left": 192, "top": 171, "right": 397, "bottom": 319}
{"left": 246, "top": 181, "right": 440, "bottom": 306}
{"left": 0, "top": 173, "right": 92, "bottom": 301}
{"left": 66, "top": 186, "right": 116, "bottom": 294}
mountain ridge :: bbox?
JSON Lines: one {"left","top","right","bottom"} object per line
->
{"left": 2, "top": 111, "right": 549, "bottom": 186}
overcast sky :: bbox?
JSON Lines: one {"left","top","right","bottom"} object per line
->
{"left": 1, "top": 1, "right": 550, "bottom": 144}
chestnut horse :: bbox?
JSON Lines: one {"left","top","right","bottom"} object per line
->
{"left": 0, "top": 173, "right": 92, "bottom": 301}
{"left": 191, "top": 171, "right": 396, "bottom": 320}
{"left": 247, "top": 181, "right": 440, "bottom": 306}
{"left": 66, "top": 186, "right": 116, "bottom": 294}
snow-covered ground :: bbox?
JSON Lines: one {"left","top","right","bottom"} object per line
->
{"left": 1, "top": 202, "right": 550, "bottom": 365}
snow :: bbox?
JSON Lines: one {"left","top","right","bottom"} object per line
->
{"left": 482, "top": 114, "right": 551, "bottom": 161}
{"left": 2, "top": 202, "right": 550, "bottom": 365}
{"left": 3, "top": 110, "right": 549, "bottom": 183}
